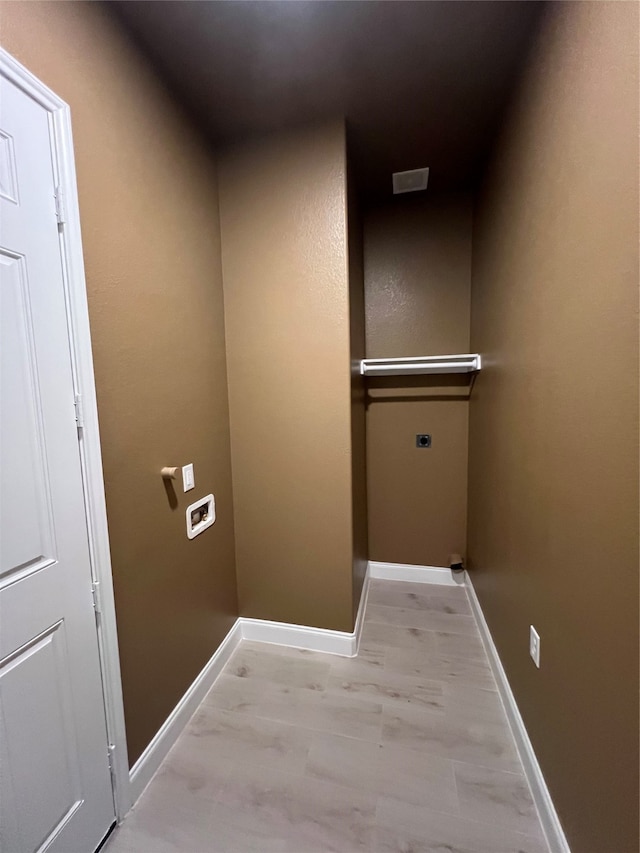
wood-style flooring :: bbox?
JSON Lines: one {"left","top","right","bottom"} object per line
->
{"left": 106, "top": 579, "right": 548, "bottom": 853}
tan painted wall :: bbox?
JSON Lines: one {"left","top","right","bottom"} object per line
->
{"left": 364, "top": 195, "right": 472, "bottom": 567}
{"left": 219, "top": 122, "right": 358, "bottom": 633}
{"left": 468, "top": 3, "right": 639, "bottom": 851}
{"left": 1, "top": 1, "right": 239, "bottom": 765}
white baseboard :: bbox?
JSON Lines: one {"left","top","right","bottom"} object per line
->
{"left": 465, "top": 576, "right": 570, "bottom": 853}
{"left": 240, "top": 618, "right": 354, "bottom": 656}
{"left": 352, "top": 566, "right": 371, "bottom": 655}
{"left": 128, "top": 619, "right": 243, "bottom": 805}
{"left": 128, "top": 568, "right": 371, "bottom": 809}
{"left": 368, "top": 560, "right": 464, "bottom": 586}
{"left": 240, "top": 566, "right": 370, "bottom": 658}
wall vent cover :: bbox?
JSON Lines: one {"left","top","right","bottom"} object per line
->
{"left": 392, "top": 167, "right": 430, "bottom": 194}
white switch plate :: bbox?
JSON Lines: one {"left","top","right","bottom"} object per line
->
{"left": 182, "top": 463, "right": 194, "bottom": 493}
{"left": 529, "top": 625, "right": 541, "bottom": 668}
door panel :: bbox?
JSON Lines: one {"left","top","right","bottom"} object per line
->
{"left": 0, "top": 250, "right": 55, "bottom": 584}
{"left": 0, "top": 68, "right": 115, "bottom": 853}
{"left": 1, "top": 621, "right": 83, "bottom": 853}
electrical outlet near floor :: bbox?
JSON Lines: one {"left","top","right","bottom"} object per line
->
{"left": 529, "top": 625, "right": 541, "bottom": 668}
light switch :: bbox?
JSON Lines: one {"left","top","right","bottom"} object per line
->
{"left": 182, "top": 463, "right": 195, "bottom": 493}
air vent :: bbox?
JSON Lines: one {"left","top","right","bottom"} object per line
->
{"left": 392, "top": 167, "right": 430, "bottom": 195}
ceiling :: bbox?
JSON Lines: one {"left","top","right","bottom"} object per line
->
{"left": 112, "top": 1, "right": 544, "bottom": 196}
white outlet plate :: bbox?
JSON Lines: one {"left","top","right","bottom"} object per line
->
{"left": 182, "top": 463, "right": 195, "bottom": 492}
{"left": 529, "top": 625, "right": 541, "bottom": 668}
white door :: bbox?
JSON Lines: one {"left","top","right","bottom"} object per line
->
{"left": 0, "top": 70, "right": 116, "bottom": 852}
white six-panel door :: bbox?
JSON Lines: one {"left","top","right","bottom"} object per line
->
{"left": 0, "top": 67, "right": 116, "bottom": 852}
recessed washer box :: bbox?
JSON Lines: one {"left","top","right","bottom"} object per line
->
{"left": 186, "top": 494, "right": 215, "bottom": 539}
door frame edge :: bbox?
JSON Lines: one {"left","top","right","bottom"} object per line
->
{"left": 0, "top": 49, "right": 132, "bottom": 821}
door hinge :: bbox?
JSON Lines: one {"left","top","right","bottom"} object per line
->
{"left": 74, "top": 393, "right": 84, "bottom": 430}
{"left": 107, "top": 743, "right": 117, "bottom": 789}
{"left": 54, "top": 185, "right": 66, "bottom": 225}
{"left": 91, "top": 580, "right": 102, "bottom": 616}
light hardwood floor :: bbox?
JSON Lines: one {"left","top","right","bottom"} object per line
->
{"left": 107, "top": 579, "right": 548, "bottom": 852}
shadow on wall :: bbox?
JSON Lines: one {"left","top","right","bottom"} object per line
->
{"left": 366, "top": 373, "right": 476, "bottom": 403}
{"left": 162, "top": 478, "right": 178, "bottom": 510}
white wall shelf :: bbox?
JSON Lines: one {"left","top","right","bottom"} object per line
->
{"left": 360, "top": 353, "right": 481, "bottom": 377}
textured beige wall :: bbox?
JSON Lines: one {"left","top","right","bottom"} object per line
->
{"left": 364, "top": 195, "right": 472, "bottom": 567}
{"left": 1, "top": 1, "right": 239, "bottom": 765}
{"left": 468, "top": 3, "right": 639, "bottom": 851}
{"left": 219, "top": 122, "right": 357, "bottom": 632}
